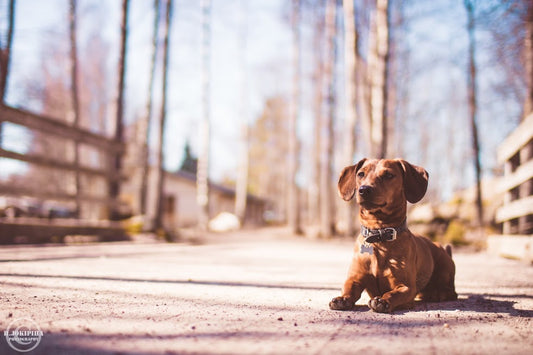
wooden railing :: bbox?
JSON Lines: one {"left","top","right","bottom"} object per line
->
{"left": 495, "top": 113, "right": 533, "bottom": 236}
{"left": 0, "top": 104, "right": 127, "bottom": 242}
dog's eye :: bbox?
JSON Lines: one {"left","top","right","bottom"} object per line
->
{"left": 357, "top": 171, "right": 365, "bottom": 178}
{"left": 383, "top": 172, "right": 394, "bottom": 180}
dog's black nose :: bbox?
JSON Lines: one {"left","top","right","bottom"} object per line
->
{"left": 358, "top": 185, "right": 373, "bottom": 197}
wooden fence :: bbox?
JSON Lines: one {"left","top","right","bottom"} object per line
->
{"left": 0, "top": 104, "right": 127, "bottom": 243}
{"left": 489, "top": 113, "right": 533, "bottom": 261}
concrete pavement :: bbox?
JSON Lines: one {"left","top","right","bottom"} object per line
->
{"left": 0, "top": 228, "right": 532, "bottom": 354}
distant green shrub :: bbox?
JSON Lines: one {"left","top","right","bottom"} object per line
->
{"left": 125, "top": 217, "right": 143, "bottom": 234}
{"left": 442, "top": 220, "right": 469, "bottom": 246}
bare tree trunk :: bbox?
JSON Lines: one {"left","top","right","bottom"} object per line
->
{"left": 140, "top": 0, "right": 160, "bottom": 217}
{"left": 524, "top": 1, "right": 533, "bottom": 119}
{"left": 320, "top": 0, "right": 337, "bottom": 238}
{"left": 369, "top": 0, "right": 390, "bottom": 158}
{"left": 234, "top": 122, "right": 249, "bottom": 224}
{"left": 69, "top": 0, "right": 81, "bottom": 216}
{"left": 308, "top": 4, "right": 325, "bottom": 233}
{"left": 154, "top": 0, "right": 172, "bottom": 231}
{"left": 367, "top": 13, "right": 377, "bottom": 157}
{"left": 359, "top": 10, "right": 373, "bottom": 156}
{"left": 197, "top": 0, "right": 211, "bottom": 231}
{"left": 235, "top": 0, "right": 249, "bottom": 225}
{"left": 342, "top": 0, "right": 357, "bottom": 237}
{"left": 288, "top": 0, "right": 302, "bottom": 235}
{"left": 0, "top": 0, "right": 15, "bottom": 146}
{"left": 309, "top": 93, "right": 321, "bottom": 227}
{"left": 464, "top": 0, "right": 483, "bottom": 227}
{"left": 109, "top": 0, "right": 129, "bottom": 219}
{"left": 391, "top": 3, "right": 408, "bottom": 158}
{"left": 0, "top": 0, "right": 14, "bottom": 102}
{"left": 68, "top": 1, "right": 80, "bottom": 127}
{"left": 343, "top": 0, "right": 357, "bottom": 236}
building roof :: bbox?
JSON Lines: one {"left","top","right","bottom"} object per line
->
{"left": 167, "top": 169, "right": 266, "bottom": 204}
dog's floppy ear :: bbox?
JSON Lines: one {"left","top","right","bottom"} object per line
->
{"left": 338, "top": 158, "right": 367, "bottom": 201}
{"left": 396, "top": 159, "right": 428, "bottom": 203}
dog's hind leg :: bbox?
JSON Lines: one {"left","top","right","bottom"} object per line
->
{"left": 419, "top": 277, "right": 457, "bottom": 302}
{"left": 419, "top": 253, "right": 458, "bottom": 302}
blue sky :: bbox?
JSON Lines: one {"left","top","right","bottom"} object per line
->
{"left": 0, "top": 0, "right": 525, "bottom": 201}
{"left": 1, "top": 0, "right": 293, "bottom": 181}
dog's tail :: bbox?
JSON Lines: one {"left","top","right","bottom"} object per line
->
{"left": 445, "top": 244, "right": 453, "bottom": 258}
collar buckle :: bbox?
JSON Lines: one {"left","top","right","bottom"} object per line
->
{"left": 361, "top": 224, "right": 402, "bottom": 244}
{"left": 382, "top": 227, "right": 397, "bottom": 241}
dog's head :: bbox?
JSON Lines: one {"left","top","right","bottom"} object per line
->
{"left": 338, "top": 158, "right": 428, "bottom": 213}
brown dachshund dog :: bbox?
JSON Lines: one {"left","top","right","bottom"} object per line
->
{"left": 329, "top": 158, "right": 457, "bottom": 313}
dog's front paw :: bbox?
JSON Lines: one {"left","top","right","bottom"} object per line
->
{"left": 329, "top": 296, "right": 355, "bottom": 311}
{"left": 368, "top": 297, "right": 391, "bottom": 313}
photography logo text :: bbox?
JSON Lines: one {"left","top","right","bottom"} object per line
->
{"left": 3, "top": 318, "right": 43, "bottom": 352}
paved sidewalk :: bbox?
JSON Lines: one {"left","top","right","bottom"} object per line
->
{"left": 0, "top": 228, "right": 532, "bottom": 354}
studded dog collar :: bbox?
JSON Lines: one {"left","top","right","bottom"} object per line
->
{"left": 360, "top": 221, "right": 407, "bottom": 244}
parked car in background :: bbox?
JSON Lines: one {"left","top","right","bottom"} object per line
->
{"left": 0, "top": 196, "right": 44, "bottom": 218}
{"left": 42, "top": 201, "right": 78, "bottom": 219}
{"left": 0, "top": 197, "right": 78, "bottom": 219}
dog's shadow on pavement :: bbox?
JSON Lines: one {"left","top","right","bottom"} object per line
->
{"left": 399, "top": 294, "right": 533, "bottom": 317}
{"left": 349, "top": 294, "right": 533, "bottom": 317}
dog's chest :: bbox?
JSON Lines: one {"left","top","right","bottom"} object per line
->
{"left": 369, "top": 249, "right": 407, "bottom": 277}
